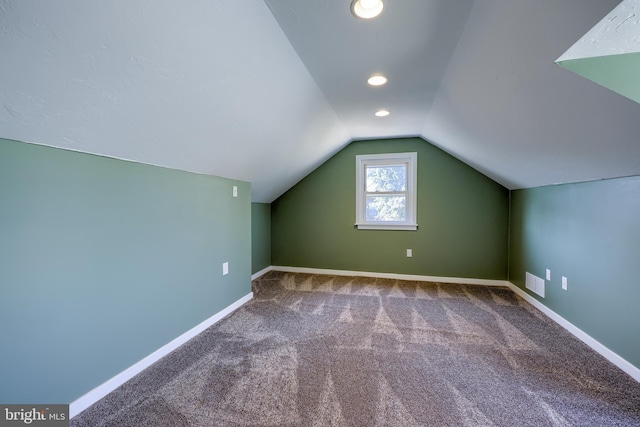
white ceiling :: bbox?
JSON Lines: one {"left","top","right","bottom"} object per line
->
{"left": 1, "top": 0, "right": 639, "bottom": 203}
{"left": 558, "top": 0, "right": 640, "bottom": 61}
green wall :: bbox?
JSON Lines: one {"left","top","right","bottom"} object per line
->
{"left": 251, "top": 203, "right": 271, "bottom": 274}
{"left": 271, "top": 137, "right": 509, "bottom": 279}
{"left": 0, "top": 138, "right": 251, "bottom": 404}
{"left": 557, "top": 52, "right": 640, "bottom": 105}
{"left": 509, "top": 176, "right": 640, "bottom": 369}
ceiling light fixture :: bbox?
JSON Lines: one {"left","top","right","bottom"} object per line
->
{"left": 351, "top": 0, "right": 384, "bottom": 19}
{"left": 367, "top": 74, "right": 388, "bottom": 86}
{"left": 375, "top": 109, "right": 390, "bottom": 117}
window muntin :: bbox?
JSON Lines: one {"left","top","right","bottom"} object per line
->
{"left": 356, "top": 152, "right": 417, "bottom": 230}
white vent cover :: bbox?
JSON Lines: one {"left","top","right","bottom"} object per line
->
{"left": 525, "top": 272, "right": 545, "bottom": 298}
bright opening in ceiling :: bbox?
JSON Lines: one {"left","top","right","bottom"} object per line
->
{"left": 351, "top": 0, "right": 384, "bottom": 19}
{"left": 367, "top": 74, "right": 388, "bottom": 86}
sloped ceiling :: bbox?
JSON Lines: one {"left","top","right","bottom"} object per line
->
{"left": 1, "top": 0, "right": 639, "bottom": 203}
{"left": 557, "top": 0, "right": 640, "bottom": 105}
{"left": 0, "top": 0, "right": 348, "bottom": 202}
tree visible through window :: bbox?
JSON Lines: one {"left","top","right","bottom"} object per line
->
{"left": 365, "top": 164, "right": 407, "bottom": 221}
{"left": 356, "top": 152, "right": 417, "bottom": 230}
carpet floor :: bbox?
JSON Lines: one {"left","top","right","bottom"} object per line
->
{"left": 71, "top": 271, "right": 640, "bottom": 426}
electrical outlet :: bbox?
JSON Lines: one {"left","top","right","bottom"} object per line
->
{"left": 232, "top": 186, "right": 238, "bottom": 198}
{"left": 406, "top": 249, "right": 412, "bottom": 257}
{"left": 546, "top": 269, "right": 551, "bottom": 281}
{"left": 562, "top": 276, "right": 567, "bottom": 290}
{"left": 223, "top": 262, "right": 229, "bottom": 275}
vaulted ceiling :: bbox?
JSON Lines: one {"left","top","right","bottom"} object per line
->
{"left": 1, "top": 0, "right": 639, "bottom": 203}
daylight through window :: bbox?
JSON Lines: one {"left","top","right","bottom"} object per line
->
{"left": 356, "top": 152, "right": 417, "bottom": 230}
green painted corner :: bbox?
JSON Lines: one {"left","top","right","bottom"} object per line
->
{"left": 509, "top": 176, "right": 640, "bottom": 369}
{"left": 557, "top": 52, "right": 640, "bottom": 104}
{"left": 251, "top": 203, "right": 271, "bottom": 274}
{"left": 271, "top": 137, "right": 509, "bottom": 280}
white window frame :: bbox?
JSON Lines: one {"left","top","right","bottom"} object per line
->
{"left": 355, "top": 152, "right": 418, "bottom": 230}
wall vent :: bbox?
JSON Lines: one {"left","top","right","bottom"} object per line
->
{"left": 525, "top": 272, "right": 545, "bottom": 298}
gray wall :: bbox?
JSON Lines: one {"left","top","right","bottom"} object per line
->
{"left": 272, "top": 137, "right": 509, "bottom": 279}
{"left": 0, "top": 138, "right": 251, "bottom": 404}
{"left": 509, "top": 176, "right": 640, "bottom": 369}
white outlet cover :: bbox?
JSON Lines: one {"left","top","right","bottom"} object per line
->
{"left": 562, "top": 276, "right": 568, "bottom": 290}
{"left": 223, "top": 262, "right": 229, "bottom": 275}
{"left": 406, "top": 249, "right": 412, "bottom": 257}
{"left": 546, "top": 269, "right": 551, "bottom": 281}
{"left": 232, "top": 186, "right": 238, "bottom": 197}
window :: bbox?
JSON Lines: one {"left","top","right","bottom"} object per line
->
{"left": 355, "top": 152, "right": 417, "bottom": 230}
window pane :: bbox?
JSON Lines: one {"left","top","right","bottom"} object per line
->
{"left": 366, "top": 165, "right": 406, "bottom": 192}
{"left": 365, "top": 195, "right": 406, "bottom": 222}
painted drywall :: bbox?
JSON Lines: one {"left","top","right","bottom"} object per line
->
{"left": 557, "top": 53, "right": 640, "bottom": 104}
{"left": 509, "top": 176, "right": 640, "bottom": 369}
{"left": 0, "top": 0, "right": 349, "bottom": 204}
{"left": 557, "top": 0, "right": 640, "bottom": 61}
{"left": 0, "top": 138, "right": 251, "bottom": 404}
{"left": 251, "top": 203, "right": 271, "bottom": 274}
{"left": 556, "top": 1, "right": 640, "bottom": 104}
{"left": 272, "top": 137, "right": 509, "bottom": 279}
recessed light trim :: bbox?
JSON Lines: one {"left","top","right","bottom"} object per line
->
{"left": 351, "top": 0, "right": 384, "bottom": 19}
{"left": 375, "top": 109, "right": 390, "bottom": 117}
{"left": 367, "top": 74, "right": 388, "bottom": 86}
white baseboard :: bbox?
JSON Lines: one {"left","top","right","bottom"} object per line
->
{"left": 251, "top": 266, "right": 274, "bottom": 281}
{"left": 261, "top": 266, "right": 639, "bottom": 382}
{"left": 69, "top": 292, "right": 253, "bottom": 418}
{"left": 69, "top": 267, "right": 638, "bottom": 418}
{"left": 270, "top": 265, "right": 510, "bottom": 287}
{"left": 506, "top": 282, "right": 640, "bottom": 383}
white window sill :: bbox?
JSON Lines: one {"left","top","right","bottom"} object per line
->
{"left": 355, "top": 223, "right": 418, "bottom": 231}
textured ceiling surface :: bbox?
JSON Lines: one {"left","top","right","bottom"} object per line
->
{"left": 558, "top": 0, "right": 640, "bottom": 61}
{"left": 1, "top": 0, "right": 639, "bottom": 202}
{"left": 556, "top": 0, "right": 640, "bottom": 105}
{"left": 0, "top": 0, "right": 348, "bottom": 202}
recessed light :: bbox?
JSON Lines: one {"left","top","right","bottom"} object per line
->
{"left": 375, "top": 109, "right": 390, "bottom": 117}
{"left": 351, "top": 0, "right": 384, "bottom": 19}
{"left": 367, "top": 74, "right": 388, "bottom": 86}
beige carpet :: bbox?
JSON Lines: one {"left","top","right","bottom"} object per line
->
{"left": 71, "top": 271, "right": 640, "bottom": 426}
